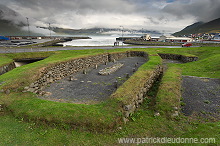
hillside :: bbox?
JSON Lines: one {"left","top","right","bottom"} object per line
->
{"left": 37, "top": 26, "right": 161, "bottom": 35}
{"left": 0, "top": 5, "right": 43, "bottom": 36}
{"left": 173, "top": 18, "right": 220, "bottom": 36}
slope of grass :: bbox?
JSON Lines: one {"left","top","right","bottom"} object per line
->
{"left": 0, "top": 50, "right": 163, "bottom": 132}
{"left": 156, "top": 66, "right": 182, "bottom": 117}
{"left": 1, "top": 59, "right": 219, "bottom": 145}
{"left": 0, "top": 46, "right": 219, "bottom": 145}
{"left": 178, "top": 54, "right": 220, "bottom": 78}
{"left": 0, "top": 55, "right": 14, "bottom": 67}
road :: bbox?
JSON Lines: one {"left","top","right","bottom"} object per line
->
{"left": 0, "top": 45, "right": 183, "bottom": 54}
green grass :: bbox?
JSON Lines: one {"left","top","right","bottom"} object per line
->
{"left": 0, "top": 55, "right": 14, "bottom": 67}
{"left": 0, "top": 51, "right": 163, "bottom": 132}
{"left": 1, "top": 61, "right": 219, "bottom": 145}
{"left": 0, "top": 46, "right": 219, "bottom": 145}
{"left": 111, "top": 55, "right": 162, "bottom": 105}
{"left": 177, "top": 54, "right": 220, "bottom": 78}
{"left": 156, "top": 66, "right": 182, "bottom": 118}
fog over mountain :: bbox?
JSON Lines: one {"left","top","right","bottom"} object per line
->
{"left": 0, "top": 0, "right": 220, "bottom": 34}
{"left": 0, "top": 4, "right": 53, "bottom": 35}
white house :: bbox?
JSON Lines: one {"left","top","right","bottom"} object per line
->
{"left": 141, "top": 34, "right": 151, "bottom": 40}
{"left": 213, "top": 34, "right": 220, "bottom": 41}
{"left": 159, "top": 35, "right": 193, "bottom": 42}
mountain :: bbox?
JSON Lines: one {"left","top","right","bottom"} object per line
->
{"left": 37, "top": 26, "right": 162, "bottom": 36}
{"left": 0, "top": 4, "right": 27, "bottom": 35}
{"left": 173, "top": 18, "right": 220, "bottom": 36}
{"left": 0, "top": 4, "right": 42, "bottom": 36}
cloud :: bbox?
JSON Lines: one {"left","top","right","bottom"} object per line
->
{"left": 162, "top": 0, "right": 220, "bottom": 22}
{"left": 0, "top": 4, "right": 26, "bottom": 25}
{"left": 0, "top": 0, "right": 220, "bottom": 33}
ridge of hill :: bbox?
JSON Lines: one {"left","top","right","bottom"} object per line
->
{"left": 173, "top": 18, "right": 220, "bottom": 36}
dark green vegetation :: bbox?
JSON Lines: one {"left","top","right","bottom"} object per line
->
{"left": 173, "top": 17, "right": 220, "bottom": 36}
{"left": 0, "top": 47, "right": 219, "bottom": 145}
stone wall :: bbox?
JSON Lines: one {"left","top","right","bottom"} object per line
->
{"left": 26, "top": 51, "right": 149, "bottom": 94}
{"left": 158, "top": 53, "right": 198, "bottom": 63}
{"left": 0, "top": 104, "right": 4, "bottom": 114}
{"left": 0, "top": 62, "right": 16, "bottom": 75}
{"left": 118, "top": 65, "right": 163, "bottom": 123}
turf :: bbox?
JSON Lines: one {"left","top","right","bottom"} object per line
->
{"left": 0, "top": 46, "right": 219, "bottom": 145}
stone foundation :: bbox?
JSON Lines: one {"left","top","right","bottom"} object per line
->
{"left": 99, "top": 63, "right": 124, "bottom": 75}
{"left": 25, "top": 51, "right": 149, "bottom": 95}
{"left": 158, "top": 53, "right": 198, "bottom": 63}
{"left": 119, "top": 65, "right": 163, "bottom": 123}
{"left": 0, "top": 62, "right": 16, "bottom": 75}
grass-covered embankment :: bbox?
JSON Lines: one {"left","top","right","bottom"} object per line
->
{"left": 0, "top": 49, "right": 163, "bottom": 132}
{"left": 0, "top": 46, "right": 219, "bottom": 145}
{"left": 0, "top": 55, "right": 14, "bottom": 67}
{"left": 156, "top": 66, "right": 182, "bottom": 118}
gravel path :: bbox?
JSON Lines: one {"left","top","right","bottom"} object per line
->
{"left": 162, "top": 59, "right": 220, "bottom": 120}
{"left": 181, "top": 76, "right": 220, "bottom": 119}
{"left": 40, "top": 57, "right": 147, "bottom": 104}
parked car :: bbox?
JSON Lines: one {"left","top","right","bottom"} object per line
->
{"left": 182, "top": 42, "right": 192, "bottom": 47}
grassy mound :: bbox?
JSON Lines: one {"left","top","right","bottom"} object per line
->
{"left": 0, "top": 46, "right": 219, "bottom": 145}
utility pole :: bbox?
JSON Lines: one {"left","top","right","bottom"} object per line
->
{"left": 26, "top": 17, "right": 30, "bottom": 39}
{"left": 48, "top": 23, "right": 51, "bottom": 38}
{"left": 120, "top": 26, "right": 124, "bottom": 46}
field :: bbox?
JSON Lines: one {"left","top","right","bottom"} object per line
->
{"left": 0, "top": 46, "right": 219, "bottom": 145}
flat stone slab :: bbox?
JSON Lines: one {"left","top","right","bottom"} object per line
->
{"left": 99, "top": 63, "right": 124, "bottom": 75}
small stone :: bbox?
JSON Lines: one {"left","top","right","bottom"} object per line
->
{"left": 123, "top": 117, "right": 129, "bottom": 123}
{"left": 114, "top": 81, "right": 118, "bottom": 88}
{"left": 27, "top": 88, "right": 35, "bottom": 92}
{"left": 172, "top": 111, "right": 179, "bottom": 117}
{"left": 125, "top": 73, "right": 130, "bottom": 79}
{"left": 154, "top": 112, "right": 160, "bottom": 117}
{"left": 44, "top": 92, "right": 52, "bottom": 97}
{"left": 124, "top": 104, "right": 133, "bottom": 111}
{"left": 30, "top": 83, "right": 35, "bottom": 88}
{"left": 24, "top": 87, "right": 29, "bottom": 90}
{"left": 5, "top": 89, "right": 10, "bottom": 95}
{"left": 69, "top": 76, "right": 74, "bottom": 81}
{"left": 173, "top": 107, "right": 178, "bottom": 111}
{"left": 132, "top": 68, "right": 136, "bottom": 72}
{"left": 118, "top": 127, "right": 122, "bottom": 130}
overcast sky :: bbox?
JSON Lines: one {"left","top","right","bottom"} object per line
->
{"left": 1, "top": 0, "right": 220, "bottom": 33}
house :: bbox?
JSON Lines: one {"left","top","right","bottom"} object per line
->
{"left": 141, "top": 34, "right": 151, "bottom": 40}
{"left": 159, "top": 35, "right": 193, "bottom": 43}
{"left": 212, "top": 34, "right": 220, "bottom": 41}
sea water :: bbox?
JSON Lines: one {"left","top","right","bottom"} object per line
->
{"left": 62, "top": 35, "right": 139, "bottom": 46}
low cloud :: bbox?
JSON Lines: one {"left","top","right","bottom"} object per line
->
{"left": 162, "top": 0, "right": 220, "bottom": 22}
{"left": 0, "top": 0, "right": 220, "bottom": 33}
